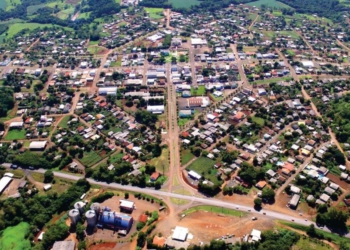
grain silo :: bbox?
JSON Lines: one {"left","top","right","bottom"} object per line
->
{"left": 85, "top": 210, "right": 97, "bottom": 228}
{"left": 90, "top": 202, "right": 101, "bottom": 215}
{"left": 74, "top": 201, "right": 86, "bottom": 215}
{"left": 69, "top": 209, "right": 80, "bottom": 225}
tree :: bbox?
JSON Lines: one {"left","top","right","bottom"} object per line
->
{"left": 254, "top": 198, "right": 262, "bottom": 208}
{"left": 306, "top": 224, "right": 316, "bottom": 237}
{"left": 124, "top": 192, "right": 129, "bottom": 199}
{"left": 44, "top": 170, "right": 54, "bottom": 183}
{"left": 137, "top": 231, "right": 146, "bottom": 247}
{"left": 262, "top": 187, "right": 275, "bottom": 202}
{"left": 325, "top": 207, "right": 349, "bottom": 228}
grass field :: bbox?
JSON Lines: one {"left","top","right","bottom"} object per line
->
{"left": 5, "top": 0, "right": 21, "bottom": 11}
{"left": 181, "top": 149, "right": 195, "bottom": 165}
{"left": 87, "top": 45, "right": 107, "bottom": 55}
{"left": 58, "top": 115, "right": 71, "bottom": 128}
{"left": 56, "top": 7, "right": 74, "bottom": 20}
{"left": 145, "top": 7, "right": 164, "bottom": 20}
{"left": 247, "top": 0, "right": 292, "bottom": 9}
{"left": 191, "top": 85, "right": 206, "bottom": 96}
{"left": 7, "top": 23, "right": 71, "bottom": 38}
{"left": 178, "top": 117, "right": 192, "bottom": 127}
{"left": 182, "top": 205, "right": 247, "bottom": 217}
{"left": 4, "top": 129, "right": 26, "bottom": 140}
{"left": 0, "top": 222, "right": 31, "bottom": 250}
{"left": 80, "top": 151, "right": 103, "bottom": 167}
{"left": 169, "top": 0, "right": 199, "bottom": 8}
{"left": 26, "top": 3, "right": 46, "bottom": 14}
{"left": 187, "top": 157, "right": 222, "bottom": 185}
{"left": 293, "top": 237, "right": 332, "bottom": 250}
{"left": 148, "top": 148, "right": 169, "bottom": 173}
{"left": 171, "top": 188, "right": 191, "bottom": 205}
{"left": 78, "top": 11, "right": 91, "bottom": 19}
{"left": 252, "top": 76, "right": 293, "bottom": 85}
{"left": 251, "top": 116, "right": 265, "bottom": 126}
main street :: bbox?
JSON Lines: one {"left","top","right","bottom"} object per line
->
{"left": 30, "top": 168, "right": 350, "bottom": 238}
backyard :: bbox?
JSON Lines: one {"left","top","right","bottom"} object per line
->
{"left": 191, "top": 85, "right": 206, "bottom": 96}
{"left": 79, "top": 151, "right": 103, "bottom": 167}
{"left": 187, "top": 156, "right": 222, "bottom": 185}
{"left": 181, "top": 149, "right": 195, "bottom": 165}
{"left": 0, "top": 222, "right": 31, "bottom": 250}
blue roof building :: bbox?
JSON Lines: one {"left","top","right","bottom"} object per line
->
{"left": 99, "top": 211, "right": 133, "bottom": 232}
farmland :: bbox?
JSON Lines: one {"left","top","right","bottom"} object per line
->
{"left": 5, "top": 0, "right": 21, "bottom": 11}
{"left": 26, "top": 3, "right": 46, "bottom": 15}
{"left": 6, "top": 23, "right": 70, "bottom": 38}
{"left": 80, "top": 151, "right": 103, "bottom": 167}
{"left": 247, "top": 0, "right": 292, "bottom": 9}
{"left": 0, "top": 222, "right": 31, "bottom": 250}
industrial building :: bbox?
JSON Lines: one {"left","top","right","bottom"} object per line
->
{"left": 0, "top": 175, "right": 12, "bottom": 194}
{"left": 119, "top": 200, "right": 135, "bottom": 212}
{"left": 52, "top": 241, "right": 76, "bottom": 250}
{"left": 98, "top": 210, "right": 133, "bottom": 232}
{"left": 147, "top": 105, "right": 165, "bottom": 114}
{"left": 98, "top": 87, "right": 118, "bottom": 96}
{"left": 29, "top": 141, "right": 47, "bottom": 151}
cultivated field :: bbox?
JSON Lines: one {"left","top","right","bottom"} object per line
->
{"left": 169, "top": 0, "right": 200, "bottom": 8}
{"left": 247, "top": 0, "right": 292, "bottom": 9}
{"left": 0, "top": 222, "right": 31, "bottom": 250}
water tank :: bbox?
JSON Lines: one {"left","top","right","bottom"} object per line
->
{"left": 69, "top": 209, "right": 80, "bottom": 225}
{"left": 74, "top": 201, "right": 86, "bottom": 214}
{"left": 90, "top": 202, "right": 101, "bottom": 215}
{"left": 85, "top": 210, "right": 97, "bottom": 228}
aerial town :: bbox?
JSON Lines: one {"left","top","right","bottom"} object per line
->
{"left": 1, "top": 0, "right": 350, "bottom": 249}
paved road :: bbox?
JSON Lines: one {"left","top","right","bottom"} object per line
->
{"left": 29, "top": 168, "right": 349, "bottom": 238}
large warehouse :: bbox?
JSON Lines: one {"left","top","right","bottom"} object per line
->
{"left": 98, "top": 87, "right": 118, "bottom": 96}
{"left": 99, "top": 211, "right": 133, "bottom": 232}
{"left": 29, "top": 141, "right": 47, "bottom": 151}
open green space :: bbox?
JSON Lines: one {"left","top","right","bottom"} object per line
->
{"left": 6, "top": 23, "right": 72, "bottom": 38}
{"left": 252, "top": 76, "right": 293, "bottom": 85}
{"left": 247, "top": 0, "right": 292, "bottom": 9}
{"left": 148, "top": 147, "right": 169, "bottom": 173}
{"left": 182, "top": 205, "right": 247, "bottom": 217}
{"left": 56, "top": 7, "right": 74, "bottom": 20}
{"left": 178, "top": 117, "right": 192, "bottom": 127}
{"left": 191, "top": 85, "right": 206, "bottom": 96}
{"left": 4, "top": 129, "right": 26, "bottom": 140}
{"left": 169, "top": 0, "right": 200, "bottom": 8}
{"left": 58, "top": 115, "right": 71, "bottom": 128}
{"left": 293, "top": 237, "right": 332, "bottom": 250}
{"left": 87, "top": 45, "right": 106, "bottom": 55}
{"left": 109, "top": 151, "right": 124, "bottom": 164}
{"left": 187, "top": 157, "right": 222, "bottom": 185}
{"left": 281, "top": 222, "right": 350, "bottom": 248}
{"left": 251, "top": 116, "right": 265, "bottom": 126}
{"left": 181, "top": 149, "right": 195, "bottom": 165}
{"left": 171, "top": 189, "right": 191, "bottom": 205}
{"left": 145, "top": 7, "right": 164, "bottom": 20}
{"left": 80, "top": 151, "right": 103, "bottom": 167}
{"left": 0, "top": 222, "right": 31, "bottom": 250}
{"left": 5, "top": 0, "right": 21, "bottom": 11}
{"left": 78, "top": 11, "right": 91, "bottom": 19}
{"left": 26, "top": 3, "right": 46, "bottom": 15}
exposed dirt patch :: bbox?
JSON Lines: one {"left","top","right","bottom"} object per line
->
{"left": 88, "top": 242, "right": 117, "bottom": 250}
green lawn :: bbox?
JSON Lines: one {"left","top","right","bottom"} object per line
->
{"left": 191, "top": 85, "right": 206, "bottom": 96}
{"left": 80, "top": 151, "right": 103, "bottom": 167}
{"left": 0, "top": 222, "right": 31, "bottom": 250}
{"left": 251, "top": 116, "right": 265, "bottom": 126}
{"left": 58, "top": 115, "right": 71, "bottom": 128}
{"left": 293, "top": 237, "right": 332, "bottom": 250}
{"left": 56, "top": 7, "right": 74, "bottom": 20}
{"left": 247, "top": 0, "right": 293, "bottom": 9}
{"left": 145, "top": 7, "right": 164, "bottom": 20}
{"left": 78, "top": 11, "right": 91, "bottom": 19}
{"left": 148, "top": 148, "right": 169, "bottom": 173}
{"left": 87, "top": 45, "right": 107, "bottom": 55}
{"left": 178, "top": 117, "right": 192, "bottom": 127}
{"left": 26, "top": 3, "right": 46, "bottom": 14}
{"left": 182, "top": 205, "right": 247, "bottom": 217}
{"left": 169, "top": 0, "right": 200, "bottom": 8}
{"left": 5, "top": 129, "right": 26, "bottom": 140}
{"left": 187, "top": 157, "right": 222, "bottom": 185}
{"left": 5, "top": 0, "right": 21, "bottom": 11}
{"left": 181, "top": 149, "right": 195, "bottom": 165}
{"left": 109, "top": 151, "right": 124, "bottom": 164}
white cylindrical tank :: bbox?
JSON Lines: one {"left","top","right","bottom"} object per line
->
{"left": 74, "top": 201, "right": 86, "bottom": 214}
{"left": 85, "top": 210, "right": 97, "bottom": 227}
{"left": 69, "top": 209, "right": 80, "bottom": 225}
{"left": 90, "top": 202, "right": 100, "bottom": 215}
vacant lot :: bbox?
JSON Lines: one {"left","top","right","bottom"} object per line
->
{"left": 0, "top": 222, "right": 31, "bottom": 250}
{"left": 191, "top": 85, "right": 206, "bottom": 96}
{"left": 169, "top": 0, "right": 199, "bottom": 8}
{"left": 247, "top": 0, "right": 292, "bottom": 9}
{"left": 80, "top": 151, "right": 103, "bottom": 167}
{"left": 187, "top": 157, "right": 221, "bottom": 185}
{"left": 251, "top": 116, "right": 265, "bottom": 126}
{"left": 87, "top": 45, "right": 108, "bottom": 55}
{"left": 181, "top": 149, "right": 195, "bottom": 165}
{"left": 293, "top": 237, "right": 332, "bottom": 250}
{"left": 148, "top": 147, "right": 169, "bottom": 173}
{"left": 58, "top": 115, "right": 70, "bottom": 128}
{"left": 5, "top": 129, "right": 26, "bottom": 140}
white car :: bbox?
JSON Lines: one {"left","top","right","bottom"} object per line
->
{"left": 252, "top": 217, "right": 257, "bottom": 220}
